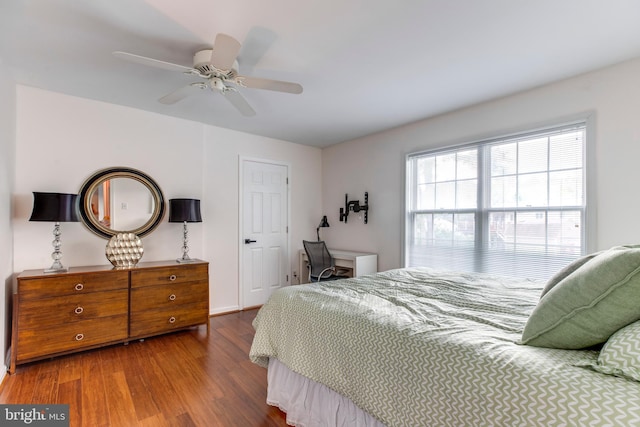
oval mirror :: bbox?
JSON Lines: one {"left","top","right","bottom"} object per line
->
{"left": 78, "top": 167, "right": 165, "bottom": 239}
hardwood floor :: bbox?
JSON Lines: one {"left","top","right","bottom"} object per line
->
{"left": 0, "top": 309, "right": 289, "bottom": 427}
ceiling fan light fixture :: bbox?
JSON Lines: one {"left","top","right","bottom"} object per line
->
{"left": 209, "top": 77, "right": 227, "bottom": 91}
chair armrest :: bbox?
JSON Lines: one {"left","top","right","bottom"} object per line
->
{"left": 316, "top": 266, "right": 336, "bottom": 282}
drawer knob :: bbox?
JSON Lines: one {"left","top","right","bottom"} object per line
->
{"left": 74, "top": 306, "right": 84, "bottom": 315}
{"left": 168, "top": 316, "right": 176, "bottom": 324}
{"left": 169, "top": 275, "right": 177, "bottom": 281}
{"left": 74, "top": 283, "right": 84, "bottom": 291}
{"left": 168, "top": 294, "right": 176, "bottom": 301}
{"left": 75, "top": 333, "right": 84, "bottom": 341}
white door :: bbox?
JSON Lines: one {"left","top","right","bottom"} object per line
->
{"left": 241, "top": 159, "right": 289, "bottom": 308}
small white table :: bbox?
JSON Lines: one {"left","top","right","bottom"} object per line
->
{"left": 298, "top": 248, "right": 378, "bottom": 284}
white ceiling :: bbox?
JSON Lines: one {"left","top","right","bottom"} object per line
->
{"left": 2, "top": 0, "right": 640, "bottom": 148}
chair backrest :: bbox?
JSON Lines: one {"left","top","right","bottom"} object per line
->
{"left": 303, "top": 240, "right": 335, "bottom": 279}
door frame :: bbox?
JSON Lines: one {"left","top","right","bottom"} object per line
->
{"left": 238, "top": 156, "right": 291, "bottom": 309}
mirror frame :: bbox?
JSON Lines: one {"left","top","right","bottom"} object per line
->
{"left": 78, "top": 167, "right": 165, "bottom": 239}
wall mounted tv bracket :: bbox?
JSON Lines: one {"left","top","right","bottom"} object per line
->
{"left": 339, "top": 192, "right": 369, "bottom": 224}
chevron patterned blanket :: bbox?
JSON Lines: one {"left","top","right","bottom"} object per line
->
{"left": 250, "top": 267, "right": 640, "bottom": 426}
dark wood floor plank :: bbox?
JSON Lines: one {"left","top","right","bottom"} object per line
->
{"left": 104, "top": 370, "right": 139, "bottom": 427}
{"left": 137, "top": 413, "right": 171, "bottom": 427}
{"left": 80, "top": 354, "right": 111, "bottom": 427}
{"left": 125, "top": 373, "right": 161, "bottom": 421}
{"left": 171, "top": 412, "right": 199, "bottom": 427}
{"left": 57, "top": 379, "right": 82, "bottom": 427}
{"left": 57, "top": 353, "right": 83, "bottom": 384}
{"left": 98, "top": 343, "right": 126, "bottom": 375}
{"left": 134, "top": 354, "right": 188, "bottom": 419}
{"left": 31, "top": 369, "right": 59, "bottom": 403}
{"left": 151, "top": 348, "right": 225, "bottom": 426}
{"left": 2, "top": 364, "right": 40, "bottom": 403}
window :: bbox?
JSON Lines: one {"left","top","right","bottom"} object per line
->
{"left": 405, "top": 122, "right": 587, "bottom": 280}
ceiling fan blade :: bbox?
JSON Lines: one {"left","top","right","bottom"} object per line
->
{"left": 158, "top": 84, "right": 204, "bottom": 105}
{"left": 238, "top": 26, "right": 278, "bottom": 74}
{"left": 209, "top": 33, "right": 242, "bottom": 71}
{"left": 238, "top": 76, "right": 303, "bottom": 94}
{"left": 113, "top": 51, "right": 193, "bottom": 73}
{"left": 222, "top": 90, "right": 256, "bottom": 117}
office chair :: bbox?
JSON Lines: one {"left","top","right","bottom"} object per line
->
{"left": 302, "top": 240, "right": 349, "bottom": 282}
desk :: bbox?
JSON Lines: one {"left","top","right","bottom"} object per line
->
{"left": 298, "top": 249, "right": 378, "bottom": 284}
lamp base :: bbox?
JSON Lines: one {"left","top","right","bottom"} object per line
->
{"left": 45, "top": 224, "right": 67, "bottom": 273}
{"left": 176, "top": 222, "right": 196, "bottom": 263}
{"left": 44, "top": 266, "right": 68, "bottom": 274}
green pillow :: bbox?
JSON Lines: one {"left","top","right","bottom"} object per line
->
{"left": 521, "top": 246, "right": 640, "bottom": 349}
{"left": 578, "top": 320, "right": 640, "bottom": 382}
{"left": 539, "top": 250, "right": 602, "bottom": 298}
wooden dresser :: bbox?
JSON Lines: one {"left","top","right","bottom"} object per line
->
{"left": 10, "top": 260, "right": 209, "bottom": 373}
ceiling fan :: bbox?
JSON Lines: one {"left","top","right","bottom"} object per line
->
{"left": 113, "top": 33, "right": 303, "bottom": 117}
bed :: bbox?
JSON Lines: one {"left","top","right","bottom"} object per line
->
{"left": 250, "top": 255, "right": 640, "bottom": 426}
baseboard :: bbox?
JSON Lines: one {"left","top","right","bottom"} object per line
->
{"left": 0, "top": 363, "right": 7, "bottom": 390}
{"left": 210, "top": 305, "right": 240, "bottom": 316}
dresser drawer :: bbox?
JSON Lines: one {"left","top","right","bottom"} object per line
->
{"left": 18, "top": 270, "right": 129, "bottom": 300}
{"left": 18, "top": 289, "right": 129, "bottom": 329}
{"left": 130, "top": 281, "right": 207, "bottom": 313}
{"left": 16, "top": 315, "right": 128, "bottom": 362}
{"left": 130, "top": 263, "right": 208, "bottom": 288}
{"left": 129, "top": 302, "right": 209, "bottom": 338}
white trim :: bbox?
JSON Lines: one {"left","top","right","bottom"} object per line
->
{"left": 210, "top": 305, "right": 241, "bottom": 316}
{"left": 583, "top": 112, "right": 597, "bottom": 253}
{"left": 238, "top": 156, "right": 291, "bottom": 309}
{"left": 407, "top": 113, "right": 594, "bottom": 160}
{"left": 407, "top": 119, "right": 589, "bottom": 160}
{"left": 402, "top": 152, "right": 411, "bottom": 267}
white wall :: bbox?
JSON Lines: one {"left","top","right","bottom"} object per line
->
{"left": 13, "top": 86, "right": 322, "bottom": 315}
{"left": 322, "top": 57, "right": 640, "bottom": 272}
{"left": 0, "top": 63, "right": 16, "bottom": 377}
{"left": 14, "top": 86, "right": 204, "bottom": 271}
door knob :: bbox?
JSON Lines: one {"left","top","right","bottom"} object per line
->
{"left": 244, "top": 239, "right": 257, "bottom": 244}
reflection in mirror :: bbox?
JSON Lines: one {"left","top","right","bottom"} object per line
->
{"left": 88, "top": 178, "right": 155, "bottom": 231}
{"left": 78, "top": 167, "right": 165, "bottom": 239}
{"left": 89, "top": 180, "right": 110, "bottom": 228}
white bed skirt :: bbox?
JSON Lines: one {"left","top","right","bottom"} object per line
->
{"left": 267, "top": 358, "right": 387, "bottom": 427}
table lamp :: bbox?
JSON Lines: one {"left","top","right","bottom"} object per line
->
{"left": 317, "top": 215, "right": 329, "bottom": 241}
{"left": 29, "top": 192, "right": 79, "bottom": 273}
{"left": 169, "top": 198, "right": 202, "bottom": 263}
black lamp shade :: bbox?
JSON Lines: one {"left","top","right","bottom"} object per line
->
{"left": 318, "top": 215, "right": 330, "bottom": 228}
{"left": 169, "top": 199, "right": 202, "bottom": 223}
{"left": 29, "top": 192, "right": 79, "bottom": 222}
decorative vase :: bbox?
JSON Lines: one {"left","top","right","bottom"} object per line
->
{"left": 105, "top": 232, "right": 144, "bottom": 268}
